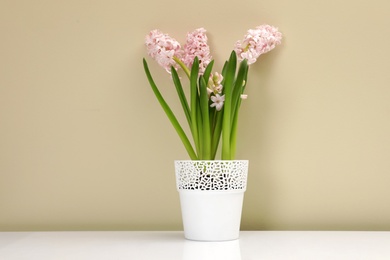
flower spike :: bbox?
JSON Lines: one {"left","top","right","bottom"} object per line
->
{"left": 234, "top": 25, "right": 282, "bottom": 65}
{"left": 145, "top": 29, "right": 183, "bottom": 73}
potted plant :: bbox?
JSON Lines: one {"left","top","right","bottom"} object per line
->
{"left": 143, "top": 25, "right": 282, "bottom": 241}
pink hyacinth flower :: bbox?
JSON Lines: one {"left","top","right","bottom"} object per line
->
{"left": 145, "top": 29, "right": 183, "bottom": 73}
{"left": 234, "top": 25, "right": 282, "bottom": 65}
{"left": 183, "top": 28, "right": 212, "bottom": 74}
{"left": 207, "top": 72, "right": 223, "bottom": 96}
{"left": 210, "top": 94, "right": 225, "bottom": 111}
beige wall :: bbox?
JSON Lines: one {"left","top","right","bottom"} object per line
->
{"left": 1, "top": 0, "right": 390, "bottom": 231}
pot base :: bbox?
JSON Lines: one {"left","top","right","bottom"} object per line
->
{"left": 179, "top": 190, "right": 245, "bottom": 242}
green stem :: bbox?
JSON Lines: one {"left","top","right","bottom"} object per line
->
{"left": 173, "top": 56, "right": 191, "bottom": 79}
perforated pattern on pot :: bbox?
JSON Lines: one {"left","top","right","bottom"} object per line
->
{"left": 175, "top": 160, "right": 248, "bottom": 191}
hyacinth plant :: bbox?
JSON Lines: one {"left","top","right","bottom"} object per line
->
{"left": 143, "top": 25, "right": 282, "bottom": 160}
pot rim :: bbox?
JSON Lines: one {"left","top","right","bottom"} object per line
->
{"left": 177, "top": 188, "right": 246, "bottom": 193}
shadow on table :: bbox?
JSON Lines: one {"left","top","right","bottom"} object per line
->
{"left": 182, "top": 239, "right": 241, "bottom": 260}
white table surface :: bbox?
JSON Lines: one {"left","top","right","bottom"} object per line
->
{"left": 1, "top": 231, "right": 390, "bottom": 260}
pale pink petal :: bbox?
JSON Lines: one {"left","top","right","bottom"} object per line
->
{"left": 183, "top": 28, "right": 212, "bottom": 74}
{"left": 234, "top": 25, "right": 282, "bottom": 65}
{"left": 145, "top": 29, "right": 183, "bottom": 73}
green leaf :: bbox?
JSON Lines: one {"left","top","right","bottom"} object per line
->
{"left": 190, "top": 57, "right": 200, "bottom": 156}
{"left": 196, "top": 101, "right": 203, "bottom": 159}
{"left": 221, "top": 51, "right": 237, "bottom": 160}
{"left": 230, "top": 59, "right": 249, "bottom": 159}
{"left": 202, "top": 60, "right": 214, "bottom": 85}
{"left": 221, "top": 61, "right": 228, "bottom": 78}
{"left": 143, "top": 59, "right": 197, "bottom": 160}
{"left": 231, "top": 58, "right": 248, "bottom": 126}
{"left": 171, "top": 67, "right": 191, "bottom": 127}
{"left": 199, "top": 76, "right": 211, "bottom": 159}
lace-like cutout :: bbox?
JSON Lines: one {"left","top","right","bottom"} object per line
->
{"left": 175, "top": 160, "right": 248, "bottom": 191}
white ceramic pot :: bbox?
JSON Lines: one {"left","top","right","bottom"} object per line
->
{"left": 175, "top": 160, "right": 249, "bottom": 241}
